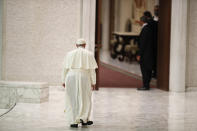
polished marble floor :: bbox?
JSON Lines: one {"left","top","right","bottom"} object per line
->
{"left": 0, "top": 87, "right": 197, "bottom": 131}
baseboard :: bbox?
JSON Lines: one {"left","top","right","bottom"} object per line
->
{"left": 186, "top": 87, "right": 197, "bottom": 92}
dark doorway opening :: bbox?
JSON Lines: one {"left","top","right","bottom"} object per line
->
{"left": 95, "top": 0, "right": 171, "bottom": 91}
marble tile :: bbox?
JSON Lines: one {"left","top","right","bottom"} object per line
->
{"left": 0, "top": 87, "right": 16, "bottom": 109}
{"left": 0, "top": 87, "right": 197, "bottom": 131}
{"left": 17, "top": 87, "right": 49, "bottom": 103}
{"left": 0, "top": 81, "right": 49, "bottom": 109}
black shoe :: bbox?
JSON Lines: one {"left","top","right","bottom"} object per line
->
{"left": 86, "top": 121, "right": 93, "bottom": 125}
{"left": 80, "top": 119, "right": 87, "bottom": 126}
{"left": 80, "top": 119, "right": 93, "bottom": 126}
{"left": 137, "top": 87, "right": 150, "bottom": 90}
{"left": 70, "top": 124, "right": 78, "bottom": 128}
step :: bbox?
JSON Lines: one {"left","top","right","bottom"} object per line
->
{"left": 0, "top": 81, "right": 49, "bottom": 109}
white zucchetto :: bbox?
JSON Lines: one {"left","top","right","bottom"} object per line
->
{"left": 76, "top": 38, "right": 86, "bottom": 45}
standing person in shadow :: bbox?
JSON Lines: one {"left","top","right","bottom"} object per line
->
{"left": 137, "top": 11, "right": 154, "bottom": 90}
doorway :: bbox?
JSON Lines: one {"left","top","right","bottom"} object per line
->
{"left": 95, "top": 0, "right": 171, "bottom": 91}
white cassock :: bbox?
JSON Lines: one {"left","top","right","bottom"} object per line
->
{"left": 62, "top": 47, "right": 98, "bottom": 125}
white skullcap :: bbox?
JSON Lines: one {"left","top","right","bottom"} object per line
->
{"left": 76, "top": 38, "right": 86, "bottom": 45}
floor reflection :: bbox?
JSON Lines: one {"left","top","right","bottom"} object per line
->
{"left": 168, "top": 93, "right": 186, "bottom": 131}
{"left": 0, "top": 87, "right": 197, "bottom": 131}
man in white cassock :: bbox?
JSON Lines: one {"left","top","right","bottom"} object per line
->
{"left": 62, "top": 39, "right": 98, "bottom": 128}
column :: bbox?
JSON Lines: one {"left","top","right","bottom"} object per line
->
{"left": 80, "top": 0, "right": 96, "bottom": 53}
{"left": 101, "top": 0, "right": 110, "bottom": 51}
{"left": 0, "top": 0, "right": 3, "bottom": 80}
{"left": 169, "top": 0, "right": 188, "bottom": 92}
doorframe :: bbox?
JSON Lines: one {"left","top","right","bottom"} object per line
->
{"left": 80, "top": 0, "right": 189, "bottom": 92}
{"left": 157, "top": 0, "right": 172, "bottom": 91}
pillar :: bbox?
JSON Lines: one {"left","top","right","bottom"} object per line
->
{"left": 80, "top": 0, "right": 96, "bottom": 53}
{"left": 169, "top": 0, "right": 188, "bottom": 92}
{"left": 0, "top": 0, "right": 3, "bottom": 80}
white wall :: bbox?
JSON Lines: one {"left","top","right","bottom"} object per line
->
{"left": 119, "top": 0, "right": 132, "bottom": 32}
{"left": 2, "top": 0, "right": 81, "bottom": 85}
{"left": 114, "top": 0, "right": 120, "bottom": 32}
{"left": 0, "top": 0, "right": 3, "bottom": 80}
{"left": 114, "top": 0, "right": 156, "bottom": 32}
{"left": 147, "top": 0, "right": 156, "bottom": 15}
{"left": 114, "top": 0, "right": 132, "bottom": 32}
{"left": 186, "top": 0, "right": 197, "bottom": 88}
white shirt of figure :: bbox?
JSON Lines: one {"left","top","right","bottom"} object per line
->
{"left": 142, "top": 23, "right": 148, "bottom": 29}
{"left": 153, "top": 16, "right": 159, "bottom": 21}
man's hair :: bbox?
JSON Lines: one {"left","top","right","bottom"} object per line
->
{"left": 143, "top": 11, "right": 152, "bottom": 18}
{"left": 140, "top": 16, "right": 148, "bottom": 23}
{"left": 140, "top": 11, "right": 152, "bottom": 23}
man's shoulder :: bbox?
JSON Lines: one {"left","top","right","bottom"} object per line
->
{"left": 67, "top": 48, "right": 93, "bottom": 56}
{"left": 80, "top": 48, "right": 93, "bottom": 56}
{"left": 142, "top": 25, "right": 150, "bottom": 32}
{"left": 68, "top": 48, "right": 78, "bottom": 54}
{"left": 86, "top": 49, "right": 93, "bottom": 55}
{"left": 65, "top": 49, "right": 76, "bottom": 57}
{"left": 144, "top": 24, "right": 153, "bottom": 31}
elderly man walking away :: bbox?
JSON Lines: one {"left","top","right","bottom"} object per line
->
{"left": 62, "top": 39, "right": 98, "bottom": 128}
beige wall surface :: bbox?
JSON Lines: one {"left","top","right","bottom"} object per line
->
{"left": 114, "top": 0, "right": 155, "bottom": 33}
{"left": 0, "top": 0, "right": 3, "bottom": 80}
{"left": 186, "top": 0, "right": 197, "bottom": 88}
{"left": 3, "top": 0, "right": 80, "bottom": 85}
{"left": 119, "top": 0, "right": 132, "bottom": 32}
